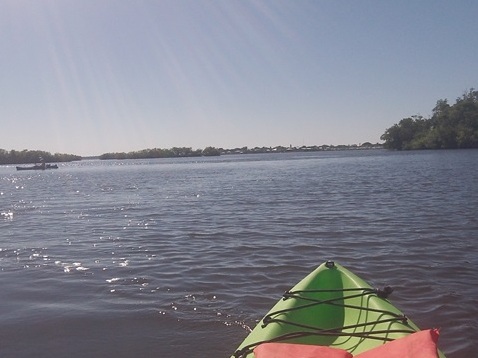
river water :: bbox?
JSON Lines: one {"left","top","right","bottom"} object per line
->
{"left": 0, "top": 150, "right": 476, "bottom": 357}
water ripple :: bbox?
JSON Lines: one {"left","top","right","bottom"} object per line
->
{"left": 0, "top": 150, "right": 477, "bottom": 357}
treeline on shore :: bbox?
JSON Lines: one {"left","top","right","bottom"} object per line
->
{"left": 0, "top": 143, "right": 382, "bottom": 165}
{"left": 381, "top": 88, "right": 478, "bottom": 150}
{"left": 99, "top": 146, "right": 221, "bottom": 160}
{"left": 5, "top": 88, "right": 476, "bottom": 164}
{"left": 98, "top": 143, "right": 382, "bottom": 160}
{"left": 0, "top": 149, "right": 81, "bottom": 165}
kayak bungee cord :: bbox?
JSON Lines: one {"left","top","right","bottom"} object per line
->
{"left": 265, "top": 287, "right": 403, "bottom": 324}
{"left": 233, "top": 286, "right": 416, "bottom": 358}
{"left": 262, "top": 316, "right": 411, "bottom": 335}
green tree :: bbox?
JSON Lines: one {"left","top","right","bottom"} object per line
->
{"left": 381, "top": 88, "right": 478, "bottom": 150}
{"left": 202, "top": 147, "right": 220, "bottom": 156}
{"left": 0, "top": 149, "right": 81, "bottom": 165}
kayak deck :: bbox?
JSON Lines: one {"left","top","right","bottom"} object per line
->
{"left": 233, "top": 261, "right": 443, "bottom": 357}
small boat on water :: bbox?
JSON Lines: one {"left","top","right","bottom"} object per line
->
{"left": 232, "top": 261, "right": 444, "bottom": 357}
{"left": 16, "top": 164, "right": 59, "bottom": 171}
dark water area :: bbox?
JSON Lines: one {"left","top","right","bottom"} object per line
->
{"left": 0, "top": 149, "right": 476, "bottom": 357}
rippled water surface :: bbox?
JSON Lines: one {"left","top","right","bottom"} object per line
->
{"left": 1, "top": 150, "right": 477, "bottom": 357}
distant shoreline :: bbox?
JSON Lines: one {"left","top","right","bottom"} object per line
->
{"left": 2, "top": 143, "right": 382, "bottom": 165}
{"left": 218, "top": 143, "right": 383, "bottom": 155}
{"left": 96, "top": 143, "right": 384, "bottom": 160}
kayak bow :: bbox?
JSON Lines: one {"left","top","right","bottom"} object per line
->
{"left": 232, "top": 261, "right": 444, "bottom": 357}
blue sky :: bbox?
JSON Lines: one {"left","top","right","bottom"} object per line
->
{"left": 1, "top": 1, "right": 477, "bottom": 156}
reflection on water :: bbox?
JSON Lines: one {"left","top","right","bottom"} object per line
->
{"left": 0, "top": 150, "right": 477, "bottom": 357}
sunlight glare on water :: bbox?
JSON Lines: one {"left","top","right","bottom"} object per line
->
{"left": 0, "top": 150, "right": 477, "bottom": 357}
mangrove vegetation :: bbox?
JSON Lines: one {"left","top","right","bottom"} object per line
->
{"left": 98, "top": 143, "right": 382, "bottom": 160}
{"left": 0, "top": 149, "right": 81, "bottom": 165}
{"left": 381, "top": 88, "right": 478, "bottom": 150}
{"left": 5, "top": 88, "right": 476, "bottom": 163}
{"left": 98, "top": 146, "right": 221, "bottom": 160}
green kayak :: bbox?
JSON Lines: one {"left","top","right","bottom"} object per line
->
{"left": 232, "top": 261, "right": 444, "bottom": 358}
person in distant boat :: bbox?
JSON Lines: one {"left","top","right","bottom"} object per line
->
{"left": 38, "top": 157, "right": 46, "bottom": 170}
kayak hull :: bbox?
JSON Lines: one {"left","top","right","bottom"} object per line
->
{"left": 232, "top": 261, "right": 444, "bottom": 357}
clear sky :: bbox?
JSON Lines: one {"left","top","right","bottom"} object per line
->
{"left": 1, "top": 1, "right": 477, "bottom": 156}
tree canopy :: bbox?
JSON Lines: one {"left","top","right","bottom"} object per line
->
{"left": 381, "top": 88, "right": 478, "bottom": 150}
{"left": 0, "top": 149, "right": 81, "bottom": 165}
{"left": 98, "top": 146, "right": 220, "bottom": 160}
